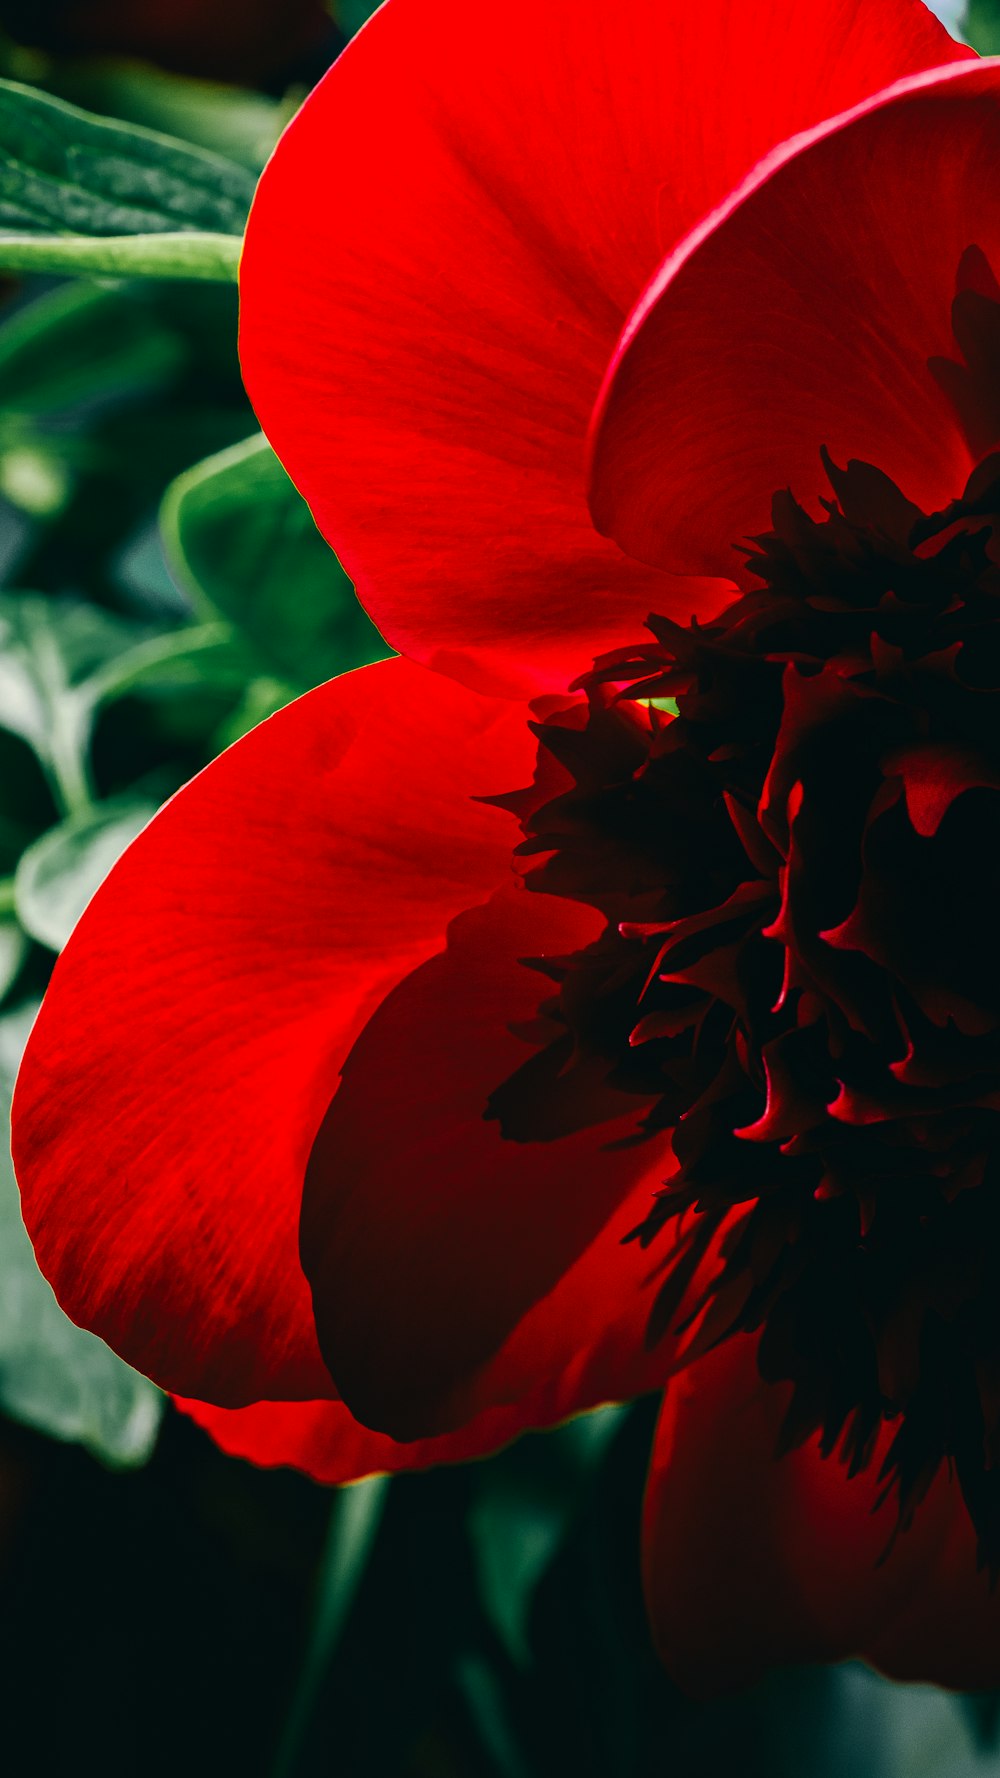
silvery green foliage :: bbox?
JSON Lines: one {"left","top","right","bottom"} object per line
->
{"left": 0, "top": 1006, "right": 162, "bottom": 1466}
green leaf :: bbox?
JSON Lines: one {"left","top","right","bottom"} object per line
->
{"left": 0, "top": 77, "right": 250, "bottom": 279}
{"left": 0, "top": 591, "right": 140, "bottom": 738}
{"left": 0, "top": 591, "right": 140, "bottom": 814}
{"left": 209, "top": 673, "right": 299, "bottom": 749}
{"left": 959, "top": 1693, "right": 1000, "bottom": 1756}
{"left": 469, "top": 1406, "right": 627, "bottom": 1669}
{"left": 0, "top": 916, "right": 28, "bottom": 1001}
{"left": 0, "top": 1003, "right": 162, "bottom": 1466}
{"left": 15, "top": 797, "right": 155, "bottom": 951}
{"left": 0, "top": 443, "right": 72, "bottom": 516}
{"left": 84, "top": 619, "right": 246, "bottom": 705}
{"left": 831, "top": 1667, "right": 993, "bottom": 1778}
{"left": 0, "top": 75, "right": 254, "bottom": 233}
{"left": 0, "top": 280, "right": 184, "bottom": 415}
{"left": 161, "top": 432, "right": 389, "bottom": 688}
{"left": 333, "top": 0, "right": 384, "bottom": 34}
{"left": 272, "top": 1477, "right": 390, "bottom": 1778}
{"left": 454, "top": 1655, "right": 534, "bottom": 1778}
{"left": 50, "top": 63, "right": 284, "bottom": 172}
{"left": 964, "top": 0, "right": 999, "bottom": 51}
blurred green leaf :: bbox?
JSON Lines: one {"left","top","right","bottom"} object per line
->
{"left": 965, "top": 0, "right": 1000, "bottom": 50}
{"left": 209, "top": 673, "right": 298, "bottom": 748}
{"left": 15, "top": 795, "right": 154, "bottom": 950}
{"left": 0, "top": 1002, "right": 162, "bottom": 1465}
{"left": 0, "top": 915, "right": 28, "bottom": 1000}
{"left": 0, "top": 280, "right": 183, "bottom": 414}
{"left": 0, "top": 591, "right": 138, "bottom": 812}
{"left": 455, "top": 1655, "right": 534, "bottom": 1778}
{"left": 332, "top": 0, "right": 383, "bottom": 34}
{"left": 161, "top": 431, "right": 389, "bottom": 687}
{"left": 272, "top": 1476, "right": 390, "bottom": 1778}
{"left": 53, "top": 63, "right": 285, "bottom": 171}
{"left": 961, "top": 1692, "right": 1000, "bottom": 1753}
{"left": 834, "top": 1667, "right": 995, "bottom": 1778}
{"left": 0, "top": 76, "right": 249, "bottom": 278}
{"left": 0, "top": 442, "right": 71, "bottom": 515}
{"left": 469, "top": 1406, "right": 627, "bottom": 1670}
{"left": 85, "top": 617, "right": 242, "bottom": 702}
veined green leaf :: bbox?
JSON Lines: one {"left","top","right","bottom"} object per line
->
{"left": 0, "top": 76, "right": 254, "bottom": 233}
{"left": 0, "top": 77, "right": 250, "bottom": 279}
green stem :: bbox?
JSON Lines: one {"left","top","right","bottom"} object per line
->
{"left": 21, "top": 617, "right": 95, "bottom": 820}
{"left": 85, "top": 621, "right": 235, "bottom": 704}
{"left": 45, "top": 728, "right": 95, "bottom": 822}
{"left": 0, "top": 230, "right": 241, "bottom": 282}
{"left": 0, "top": 878, "right": 17, "bottom": 916}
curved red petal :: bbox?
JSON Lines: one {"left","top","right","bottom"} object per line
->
{"left": 863, "top": 1491, "right": 1000, "bottom": 1688}
{"left": 12, "top": 659, "right": 532, "bottom": 1405}
{"left": 642, "top": 1334, "right": 968, "bottom": 1695}
{"left": 591, "top": 58, "right": 1000, "bottom": 578}
{"left": 241, "top": 0, "right": 964, "bottom": 697}
{"left": 175, "top": 1372, "right": 622, "bottom": 1483}
{"left": 173, "top": 1394, "right": 542, "bottom": 1481}
{"left": 300, "top": 883, "right": 673, "bottom": 1439}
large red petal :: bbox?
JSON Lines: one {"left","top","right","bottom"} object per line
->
{"left": 300, "top": 883, "right": 674, "bottom": 1440}
{"left": 591, "top": 59, "right": 1000, "bottom": 578}
{"left": 175, "top": 1394, "right": 540, "bottom": 1482}
{"left": 176, "top": 1373, "right": 624, "bottom": 1484}
{"left": 863, "top": 1491, "right": 1000, "bottom": 1688}
{"left": 12, "top": 659, "right": 532, "bottom": 1405}
{"left": 240, "top": 0, "right": 965, "bottom": 698}
{"left": 641, "top": 1334, "right": 974, "bottom": 1695}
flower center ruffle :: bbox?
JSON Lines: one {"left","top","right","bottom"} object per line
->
{"left": 490, "top": 255, "right": 1000, "bottom": 1565}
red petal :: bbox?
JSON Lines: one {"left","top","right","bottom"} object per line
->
{"left": 884, "top": 740, "right": 1000, "bottom": 837}
{"left": 591, "top": 58, "right": 997, "bottom": 578}
{"left": 174, "top": 1394, "right": 542, "bottom": 1481}
{"left": 240, "top": 0, "right": 963, "bottom": 697}
{"left": 176, "top": 1376, "right": 618, "bottom": 1482}
{"left": 642, "top": 1334, "right": 975, "bottom": 1695}
{"left": 300, "top": 883, "right": 673, "bottom": 1439}
{"left": 12, "top": 659, "right": 532, "bottom": 1405}
{"left": 863, "top": 1495, "right": 1000, "bottom": 1687}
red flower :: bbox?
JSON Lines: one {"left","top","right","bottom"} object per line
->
{"left": 12, "top": 0, "right": 1000, "bottom": 1692}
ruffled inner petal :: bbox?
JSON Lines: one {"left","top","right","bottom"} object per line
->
{"left": 590, "top": 60, "right": 1000, "bottom": 578}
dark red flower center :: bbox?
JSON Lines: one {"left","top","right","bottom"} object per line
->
{"left": 490, "top": 248, "right": 1000, "bottom": 1564}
